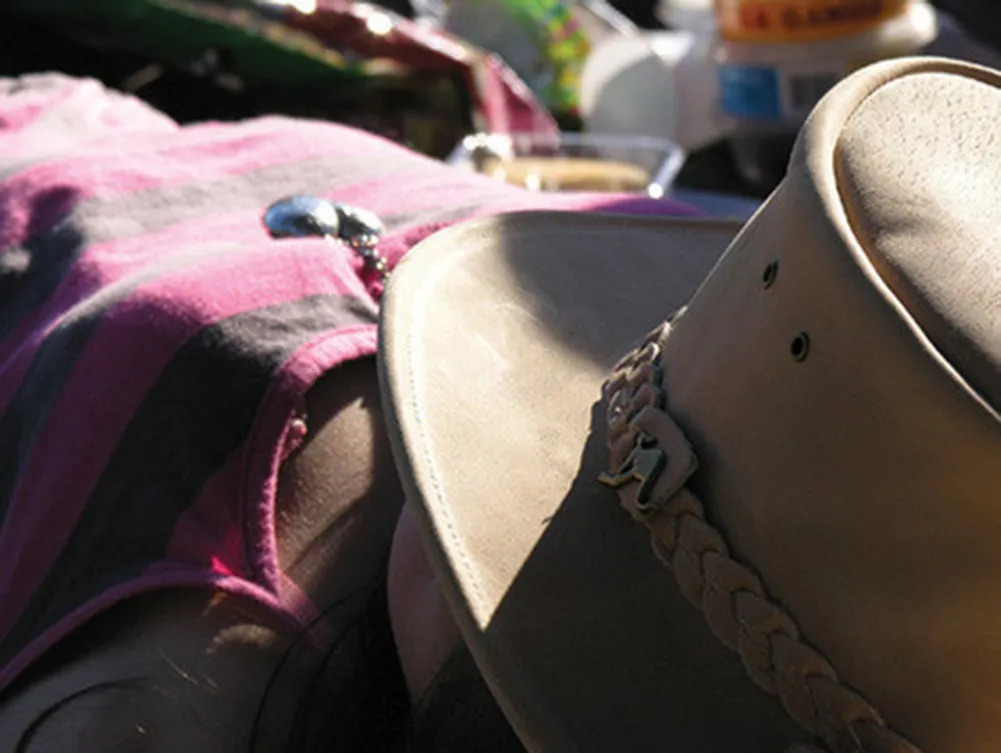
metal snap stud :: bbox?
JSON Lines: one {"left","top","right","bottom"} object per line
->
{"left": 263, "top": 195, "right": 389, "bottom": 284}
{"left": 335, "top": 203, "right": 385, "bottom": 252}
{"left": 263, "top": 195, "right": 341, "bottom": 239}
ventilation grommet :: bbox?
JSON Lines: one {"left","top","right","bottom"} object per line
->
{"left": 790, "top": 333, "right": 810, "bottom": 362}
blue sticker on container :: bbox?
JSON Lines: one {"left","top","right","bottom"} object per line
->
{"left": 718, "top": 63, "right": 782, "bottom": 120}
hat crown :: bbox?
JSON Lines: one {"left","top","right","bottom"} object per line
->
{"left": 836, "top": 70, "right": 1001, "bottom": 411}
{"left": 657, "top": 59, "right": 1001, "bottom": 753}
{"left": 379, "top": 54, "right": 1001, "bottom": 753}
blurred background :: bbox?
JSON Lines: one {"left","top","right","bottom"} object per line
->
{"left": 1, "top": 0, "right": 998, "bottom": 215}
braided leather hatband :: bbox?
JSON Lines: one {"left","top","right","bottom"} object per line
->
{"left": 599, "top": 318, "right": 921, "bottom": 753}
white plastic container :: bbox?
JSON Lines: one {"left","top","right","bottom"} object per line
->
{"left": 446, "top": 131, "right": 686, "bottom": 197}
{"left": 579, "top": 29, "right": 733, "bottom": 152}
{"left": 717, "top": 0, "right": 936, "bottom": 188}
{"left": 716, "top": 0, "right": 936, "bottom": 123}
{"left": 658, "top": 0, "right": 716, "bottom": 34}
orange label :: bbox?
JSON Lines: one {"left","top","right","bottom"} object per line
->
{"left": 714, "top": 0, "right": 910, "bottom": 43}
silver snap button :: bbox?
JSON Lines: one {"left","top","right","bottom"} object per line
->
{"left": 263, "top": 195, "right": 389, "bottom": 284}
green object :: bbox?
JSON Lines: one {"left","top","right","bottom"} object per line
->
{"left": 439, "top": 0, "right": 590, "bottom": 115}
{"left": 6, "top": 0, "right": 369, "bottom": 90}
{"left": 502, "top": 0, "right": 591, "bottom": 113}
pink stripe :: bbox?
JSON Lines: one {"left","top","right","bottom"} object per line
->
{"left": 471, "top": 191, "right": 704, "bottom": 217}
{"left": 374, "top": 191, "right": 703, "bottom": 267}
{"left": 334, "top": 173, "right": 522, "bottom": 218}
{"left": 0, "top": 77, "right": 174, "bottom": 145}
{"left": 238, "top": 326, "right": 379, "bottom": 591}
{"left": 162, "top": 325, "right": 377, "bottom": 647}
{"left": 0, "top": 77, "right": 80, "bottom": 132}
{"left": 0, "top": 116, "right": 420, "bottom": 249}
{"left": 3, "top": 115, "right": 422, "bottom": 197}
{"left": 0, "top": 241, "right": 373, "bottom": 640}
{"left": 321, "top": 169, "right": 701, "bottom": 232}
{"left": 0, "top": 156, "right": 510, "bottom": 404}
{"left": 0, "top": 202, "right": 377, "bottom": 411}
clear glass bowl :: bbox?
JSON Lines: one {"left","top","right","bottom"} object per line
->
{"left": 446, "top": 131, "right": 686, "bottom": 198}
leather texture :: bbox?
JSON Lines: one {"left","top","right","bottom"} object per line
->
{"left": 380, "top": 57, "right": 1001, "bottom": 753}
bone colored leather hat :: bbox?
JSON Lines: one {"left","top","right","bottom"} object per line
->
{"left": 379, "top": 56, "right": 1001, "bottom": 753}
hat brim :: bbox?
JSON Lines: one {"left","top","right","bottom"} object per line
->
{"left": 379, "top": 211, "right": 806, "bottom": 752}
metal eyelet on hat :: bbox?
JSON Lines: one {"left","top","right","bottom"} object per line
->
{"left": 762, "top": 261, "right": 779, "bottom": 289}
{"left": 760, "top": 263, "right": 810, "bottom": 362}
{"left": 262, "top": 195, "right": 389, "bottom": 284}
{"left": 790, "top": 333, "right": 810, "bottom": 362}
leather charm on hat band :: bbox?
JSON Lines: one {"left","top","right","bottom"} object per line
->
{"left": 600, "top": 322, "right": 699, "bottom": 519}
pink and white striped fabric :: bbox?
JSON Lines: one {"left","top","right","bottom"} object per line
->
{"left": 0, "top": 73, "right": 701, "bottom": 694}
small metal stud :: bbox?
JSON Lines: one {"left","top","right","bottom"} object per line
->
{"left": 335, "top": 203, "right": 384, "bottom": 252}
{"left": 263, "top": 195, "right": 389, "bottom": 284}
{"left": 263, "top": 195, "right": 341, "bottom": 239}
